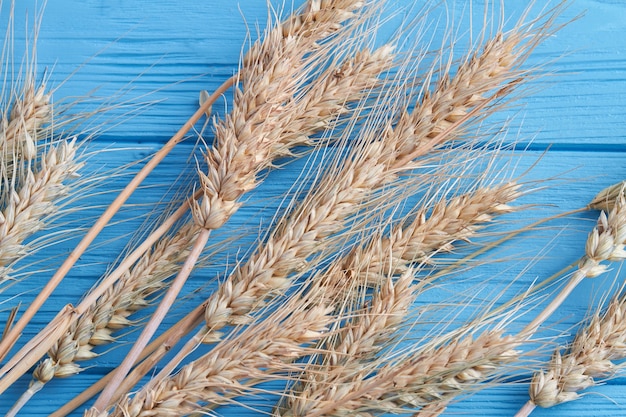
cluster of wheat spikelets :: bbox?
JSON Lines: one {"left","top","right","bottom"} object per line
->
{"left": 0, "top": 1, "right": 625, "bottom": 416}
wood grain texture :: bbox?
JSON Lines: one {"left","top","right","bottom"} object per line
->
{"left": 1, "top": 0, "right": 626, "bottom": 416}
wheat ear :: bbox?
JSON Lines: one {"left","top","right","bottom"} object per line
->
{"left": 91, "top": 288, "right": 336, "bottom": 417}
{"left": 589, "top": 180, "right": 626, "bottom": 211}
{"left": 1, "top": 79, "right": 50, "bottom": 167}
{"left": 276, "top": 182, "right": 522, "bottom": 416}
{"left": 95, "top": 43, "right": 395, "bottom": 409}
{"left": 528, "top": 290, "right": 626, "bottom": 410}
{"left": 511, "top": 184, "right": 626, "bottom": 416}
{"left": 91, "top": 0, "right": 375, "bottom": 410}
{"left": 0, "top": 138, "right": 83, "bottom": 282}
{"left": 343, "top": 182, "right": 522, "bottom": 282}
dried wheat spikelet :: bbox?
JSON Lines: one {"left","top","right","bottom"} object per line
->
{"left": 276, "top": 181, "right": 523, "bottom": 416}
{"left": 93, "top": 288, "right": 337, "bottom": 417}
{"left": 1, "top": 79, "right": 51, "bottom": 166}
{"left": 528, "top": 290, "right": 626, "bottom": 409}
{"left": 589, "top": 181, "right": 626, "bottom": 212}
{"left": 0, "top": 137, "right": 83, "bottom": 282}
{"left": 29, "top": 222, "right": 200, "bottom": 385}
{"left": 88, "top": 0, "right": 388, "bottom": 410}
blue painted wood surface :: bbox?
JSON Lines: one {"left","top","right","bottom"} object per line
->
{"left": 1, "top": 0, "right": 626, "bottom": 416}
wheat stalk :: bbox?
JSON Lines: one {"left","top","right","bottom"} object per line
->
{"left": 520, "top": 183, "right": 626, "bottom": 339}
{"left": 509, "top": 183, "right": 626, "bottom": 416}
{"left": 84, "top": 43, "right": 395, "bottom": 411}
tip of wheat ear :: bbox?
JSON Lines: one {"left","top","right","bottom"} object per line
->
{"left": 589, "top": 181, "right": 626, "bottom": 212}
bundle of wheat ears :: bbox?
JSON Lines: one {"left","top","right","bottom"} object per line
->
{"left": 0, "top": 0, "right": 625, "bottom": 416}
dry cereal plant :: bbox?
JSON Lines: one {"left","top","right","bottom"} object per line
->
{"left": 1, "top": 0, "right": 626, "bottom": 416}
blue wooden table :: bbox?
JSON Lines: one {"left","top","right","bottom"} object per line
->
{"left": 1, "top": 0, "right": 626, "bottom": 416}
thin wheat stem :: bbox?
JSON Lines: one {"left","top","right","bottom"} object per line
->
{"left": 6, "top": 380, "right": 43, "bottom": 417}
{"left": 519, "top": 270, "right": 584, "bottom": 338}
{"left": 515, "top": 400, "right": 537, "bottom": 417}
